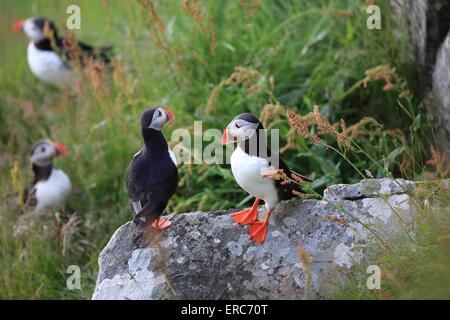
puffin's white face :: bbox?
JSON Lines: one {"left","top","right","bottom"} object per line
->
{"left": 144, "top": 107, "right": 175, "bottom": 131}
{"left": 222, "top": 118, "right": 260, "bottom": 144}
{"left": 150, "top": 108, "right": 168, "bottom": 130}
{"left": 31, "top": 140, "right": 68, "bottom": 166}
{"left": 22, "top": 18, "right": 46, "bottom": 42}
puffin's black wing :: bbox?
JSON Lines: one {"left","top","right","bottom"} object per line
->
{"left": 22, "top": 184, "right": 37, "bottom": 208}
{"left": 269, "top": 152, "right": 311, "bottom": 201}
{"left": 125, "top": 149, "right": 178, "bottom": 227}
{"left": 56, "top": 38, "right": 113, "bottom": 66}
{"left": 76, "top": 41, "right": 113, "bottom": 64}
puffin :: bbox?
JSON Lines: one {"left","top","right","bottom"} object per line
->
{"left": 125, "top": 107, "right": 178, "bottom": 230}
{"left": 222, "top": 113, "right": 312, "bottom": 244}
{"left": 12, "top": 17, "right": 112, "bottom": 88}
{"left": 23, "top": 139, "right": 71, "bottom": 215}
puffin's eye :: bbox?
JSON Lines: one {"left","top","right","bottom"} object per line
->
{"left": 235, "top": 123, "right": 241, "bottom": 129}
{"left": 41, "top": 147, "right": 46, "bottom": 152}
{"left": 157, "top": 110, "right": 162, "bottom": 117}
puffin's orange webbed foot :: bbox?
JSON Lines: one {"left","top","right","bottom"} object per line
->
{"left": 233, "top": 208, "right": 258, "bottom": 225}
{"left": 248, "top": 210, "right": 271, "bottom": 244}
{"left": 152, "top": 217, "right": 172, "bottom": 230}
{"left": 232, "top": 198, "right": 260, "bottom": 225}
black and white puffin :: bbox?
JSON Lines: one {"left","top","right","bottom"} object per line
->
{"left": 23, "top": 139, "right": 71, "bottom": 215}
{"left": 125, "top": 107, "right": 178, "bottom": 230}
{"left": 222, "top": 113, "right": 311, "bottom": 244}
{"left": 12, "top": 17, "right": 112, "bottom": 88}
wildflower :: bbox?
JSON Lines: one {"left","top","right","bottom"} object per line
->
{"left": 309, "top": 134, "right": 324, "bottom": 144}
{"left": 382, "top": 78, "right": 394, "bottom": 91}
{"left": 287, "top": 110, "right": 309, "bottom": 137}
{"left": 327, "top": 215, "right": 350, "bottom": 227}
{"left": 141, "top": 0, "right": 164, "bottom": 32}
{"left": 182, "top": 0, "right": 202, "bottom": 23}
{"left": 224, "top": 66, "right": 261, "bottom": 91}
{"left": 55, "top": 212, "right": 80, "bottom": 256}
{"left": 261, "top": 167, "right": 285, "bottom": 180}
{"left": 427, "top": 146, "right": 445, "bottom": 167}
{"left": 182, "top": 0, "right": 216, "bottom": 54}
{"left": 291, "top": 172, "right": 304, "bottom": 183}
{"left": 292, "top": 189, "right": 305, "bottom": 197}
{"left": 313, "top": 105, "right": 335, "bottom": 135}
{"left": 206, "top": 66, "right": 262, "bottom": 113}
{"left": 363, "top": 64, "right": 410, "bottom": 98}
{"left": 363, "top": 64, "right": 397, "bottom": 89}
{"left": 336, "top": 118, "right": 351, "bottom": 148}
{"left": 286, "top": 106, "right": 389, "bottom": 150}
{"left": 239, "top": 0, "right": 260, "bottom": 19}
{"left": 437, "top": 234, "right": 450, "bottom": 243}
{"left": 378, "top": 289, "right": 391, "bottom": 300}
{"left": 399, "top": 89, "right": 411, "bottom": 98}
{"left": 426, "top": 146, "right": 450, "bottom": 177}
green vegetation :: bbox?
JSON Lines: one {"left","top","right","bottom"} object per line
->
{"left": 0, "top": 0, "right": 448, "bottom": 299}
{"left": 336, "top": 180, "right": 450, "bottom": 300}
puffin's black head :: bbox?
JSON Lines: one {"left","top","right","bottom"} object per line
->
{"left": 141, "top": 107, "right": 175, "bottom": 131}
{"left": 13, "top": 17, "right": 58, "bottom": 42}
{"left": 222, "top": 113, "right": 264, "bottom": 144}
{"left": 30, "top": 139, "right": 68, "bottom": 167}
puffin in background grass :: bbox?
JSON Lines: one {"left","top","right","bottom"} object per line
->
{"left": 12, "top": 17, "right": 112, "bottom": 88}
{"left": 125, "top": 107, "right": 178, "bottom": 230}
{"left": 222, "top": 113, "right": 312, "bottom": 244}
{"left": 23, "top": 139, "right": 71, "bottom": 215}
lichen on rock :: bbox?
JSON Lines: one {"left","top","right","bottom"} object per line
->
{"left": 92, "top": 178, "right": 416, "bottom": 300}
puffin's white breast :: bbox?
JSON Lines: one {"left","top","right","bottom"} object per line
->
{"left": 27, "top": 42, "right": 77, "bottom": 88}
{"left": 230, "top": 146, "right": 279, "bottom": 210}
{"left": 35, "top": 168, "right": 71, "bottom": 215}
{"left": 168, "top": 148, "right": 177, "bottom": 166}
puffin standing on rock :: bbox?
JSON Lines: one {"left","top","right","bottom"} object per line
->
{"left": 24, "top": 139, "right": 71, "bottom": 215}
{"left": 222, "top": 113, "right": 311, "bottom": 244}
{"left": 126, "top": 107, "right": 178, "bottom": 230}
{"left": 12, "top": 17, "right": 112, "bottom": 88}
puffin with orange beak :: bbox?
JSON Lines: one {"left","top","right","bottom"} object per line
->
{"left": 222, "top": 113, "right": 311, "bottom": 244}
{"left": 125, "top": 107, "right": 178, "bottom": 230}
{"left": 12, "top": 17, "right": 112, "bottom": 88}
{"left": 24, "top": 139, "right": 71, "bottom": 215}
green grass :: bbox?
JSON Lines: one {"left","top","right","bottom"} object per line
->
{"left": 0, "top": 0, "right": 445, "bottom": 299}
{"left": 335, "top": 181, "right": 450, "bottom": 300}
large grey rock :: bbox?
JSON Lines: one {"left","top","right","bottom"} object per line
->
{"left": 92, "top": 178, "right": 417, "bottom": 300}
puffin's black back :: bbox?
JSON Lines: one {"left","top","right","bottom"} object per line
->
{"left": 32, "top": 17, "right": 112, "bottom": 65}
{"left": 233, "top": 112, "right": 260, "bottom": 124}
{"left": 140, "top": 108, "right": 157, "bottom": 128}
{"left": 125, "top": 128, "right": 178, "bottom": 226}
{"left": 237, "top": 113, "right": 310, "bottom": 200}
{"left": 34, "top": 17, "right": 58, "bottom": 36}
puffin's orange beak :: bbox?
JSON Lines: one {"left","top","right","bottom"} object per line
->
{"left": 164, "top": 109, "right": 175, "bottom": 125}
{"left": 52, "top": 143, "right": 68, "bottom": 157}
{"left": 222, "top": 127, "right": 235, "bottom": 145}
{"left": 12, "top": 19, "right": 26, "bottom": 32}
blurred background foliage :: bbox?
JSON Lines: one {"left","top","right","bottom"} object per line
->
{"left": 0, "top": 0, "right": 444, "bottom": 299}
